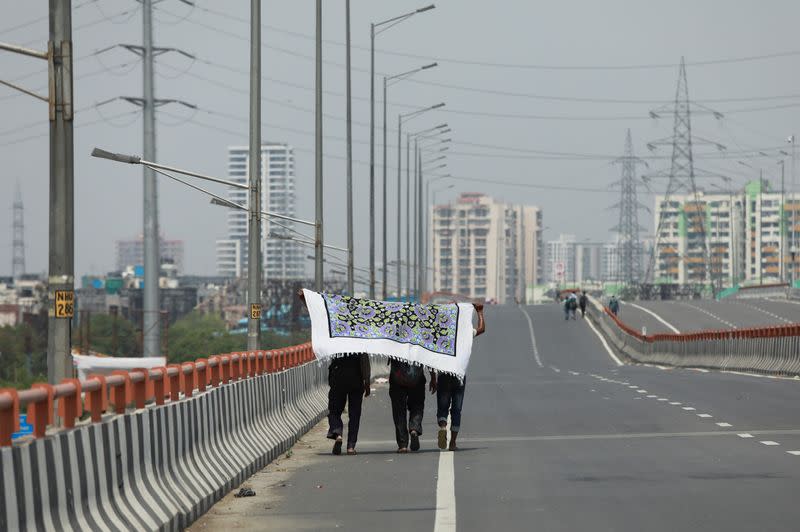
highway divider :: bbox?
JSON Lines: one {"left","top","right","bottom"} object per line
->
{"left": 0, "top": 344, "right": 335, "bottom": 531}
{"left": 586, "top": 298, "right": 800, "bottom": 375}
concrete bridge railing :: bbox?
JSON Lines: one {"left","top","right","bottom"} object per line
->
{"left": 0, "top": 345, "right": 331, "bottom": 531}
{"left": 587, "top": 298, "right": 800, "bottom": 375}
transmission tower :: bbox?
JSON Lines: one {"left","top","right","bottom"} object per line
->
{"left": 12, "top": 183, "right": 25, "bottom": 279}
{"left": 644, "top": 57, "right": 725, "bottom": 293}
{"left": 610, "top": 130, "right": 646, "bottom": 285}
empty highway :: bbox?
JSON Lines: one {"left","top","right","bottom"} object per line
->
{"left": 194, "top": 304, "right": 800, "bottom": 531}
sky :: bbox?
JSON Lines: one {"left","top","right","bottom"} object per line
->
{"left": 1, "top": 0, "right": 799, "bottom": 280}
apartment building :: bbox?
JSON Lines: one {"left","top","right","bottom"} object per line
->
{"left": 653, "top": 190, "right": 744, "bottom": 287}
{"left": 216, "top": 144, "right": 304, "bottom": 279}
{"left": 115, "top": 235, "right": 185, "bottom": 273}
{"left": 430, "top": 193, "right": 543, "bottom": 303}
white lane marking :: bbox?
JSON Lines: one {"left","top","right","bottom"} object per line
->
{"left": 658, "top": 398, "right": 669, "bottom": 402}
{"left": 738, "top": 433, "right": 754, "bottom": 438}
{"left": 518, "top": 306, "right": 543, "bottom": 368}
{"left": 787, "top": 451, "right": 800, "bottom": 456}
{"left": 735, "top": 301, "right": 793, "bottom": 324}
{"left": 697, "top": 414, "right": 713, "bottom": 418}
{"left": 550, "top": 366, "right": 561, "bottom": 373}
{"left": 628, "top": 385, "right": 639, "bottom": 389}
{"left": 679, "top": 302, "right": 737, "bottom": 329}
{"left": 637, "top": 390, "right": 648, "bottom": 394}
{"left": 670, "top": 402, "right": 682, "bottom": 405}
{"left": 434, "top": 450, "right": 456, "bottom": 532}
{"left": 682, "top": 407, "right": 696, "bottom": 411}
{"left": 716, "top": 422, "right": 732, "bottom": 427}
{"left": 646, "top": 395, "right": 658, "bottom": 398}
{"left": 584, "top": 315, "right": 624, "bottom": 366}
{"left": 761, "top": 441, "right": 780, "bottom": 446}
{"left": 626, "top": 302, "right": 682, "bottom": 333}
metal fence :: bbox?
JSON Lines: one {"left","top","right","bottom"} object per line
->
{"left": 587, "top": 298, "right": 800, "bottom": 375}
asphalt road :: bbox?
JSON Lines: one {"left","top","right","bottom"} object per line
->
{"left": 619, "top": 297, "right": 800, "bottom": 334}
{"left": 196, "top": 304, "right": 800, "bottom": 531}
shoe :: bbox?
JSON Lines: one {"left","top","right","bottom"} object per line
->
{"left": 346, "top": 448, "right": 357, "bottom": 455}
{"left": 437, "top": 428, "right": 448, "bottom": 450}
{"left": 410, "top": 430, "right": 420, "bottom": 452}
{"left": 397, "top": 447, "right": 409, "bottom": 453}
{"left": 332, "top": 437, "right": 343, "bottom": 455}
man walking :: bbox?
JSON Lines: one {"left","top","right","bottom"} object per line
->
{"left": 579, "top": 291, "right": 588, "bottom": 318}
{"left": 436, "top": 302, "right": 486, "bottom": 451}
{"left": 389, "top": 360, "right": 435, "bottom": 453}
{"left": 327, "top": 353, "right": 371, "bottom": 455}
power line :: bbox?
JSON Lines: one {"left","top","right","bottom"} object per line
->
{"left": 193, "top": 3, "right": 800, "bottom": 72}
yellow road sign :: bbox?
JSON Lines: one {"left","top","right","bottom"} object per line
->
{"left": 55, "top": 290, "right": 75, "bottom": 318}
{"left": 250, "top": 304, "right": 262, "bottom": 320}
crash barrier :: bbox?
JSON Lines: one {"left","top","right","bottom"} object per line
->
{"left": 729, "top": 282, "right": 789, "bottom": 300}
{"left": 587, "top": 300, "right": 800, "bottom": 375}
{"left": 0, "top": 344, "right": 332, "bottom": 531}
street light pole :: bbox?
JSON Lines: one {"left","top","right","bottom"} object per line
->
{"left": 780, "top": 159, "right": 786, "bottom": 284}
{"left": 369, "top": 22, "right": 376, "bottom": 299}
{"left": 345, "top": 0, "right": 354, "bottom": 295}
{"left": 314, "top": 0, "right": 324, "bottom": 291}
{"left": 382, "top": 77, "right": 387, "bottom": 298}
{"left": 246, "top": 0, "right": 262, "bottom": 351}
{"left": 369, "top": 5, "right": 435, "bottom": 300}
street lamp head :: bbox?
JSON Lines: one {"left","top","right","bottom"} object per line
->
{"left": 91, "top": 147, "right": 141, "bottom": 165}
{"left": 431, "top": 102, "right": 445, "bottom": 110}
{"left": 422, "top": 62, "right": 438, "bottom": 70}
{"left": 416, "top": 4, "right": 436, "bottom": 13}
{"left": 435, "top": 123, "right": 448, "bottom": 129}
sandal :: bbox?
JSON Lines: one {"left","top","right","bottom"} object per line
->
{"left": 332, "top": 437, "right": 343, "bottom": 455}
{"left": 346, "top": 448, "right": 357, "bottom": 455}
{"left": 397, "top": 447, "right": 409, "bottom": 453}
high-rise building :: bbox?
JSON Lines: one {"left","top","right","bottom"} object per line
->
{"left": 546, "top": 234, "right": 577, "bottom": 284}
{"left": 430, "top": 193, "right": 543, "bottom": 303}
{"left": 216, "top": 144, "right": 304, "bottom": 279}
{"left": 115, "top": 235, "right": 184, "bottom": 273}
{"left": 652, "top": 190, "right": 744, "bottom": 288}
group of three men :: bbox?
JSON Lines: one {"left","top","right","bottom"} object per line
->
{"left": 325, "top": 302, "right": 486, "bottom": 455}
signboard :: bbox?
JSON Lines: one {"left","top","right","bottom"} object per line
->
{"left": 54, "top": 290, "right": 74, "bottom": 318}
{"left": 250, "top": 304, "right": 262, "bottom": 320}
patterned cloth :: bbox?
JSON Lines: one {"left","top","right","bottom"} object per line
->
{"left": 304, "top": 290, "right": 475, "bottom": 379}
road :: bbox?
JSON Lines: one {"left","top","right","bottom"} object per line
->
{"left": 619, "top": 297, "right": 800, "bottom": 334}
{"left": 194, "top": 304, "right": 800, "bottom": 531}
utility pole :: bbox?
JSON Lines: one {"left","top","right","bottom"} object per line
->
{"left": 0, "top": 1, "right": 75, "bottom": 385}
{"left": 780, "top": 159, "right": 785, "bottom": 284}
{"left": 96, "top": 2, "right": 196, "bottom": 356}
{"left": 49, "top": 0, "right": 75, "bottom": 383}
{"left": 397, "top": 118, "right": 403, "bottom": 298}
{"left": 345, "top": 0, "right": 354, "bottom": 296}
{"left": 141, "top": 0, "right": 160, "bottom": 358}
{"left": 382, "top": 77, "right": 388, "bottom": 299}
{"left": 247, "top": 0, "right": 262, "bottom": 350}
{"left": 406, "top": 134, "right": 411, "bottom": 300}
{"left": 314, "top": 0, "right": 324, "bottom": 292}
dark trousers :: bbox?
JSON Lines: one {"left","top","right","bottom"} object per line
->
{"left": 389, "top": 380, "right": 426, "bottom": 448}
{"left": 327, "top": 370, "right": 364, "bottom": 449}
{"left": 436, "top": 375, "right": 466, "bottom": 432}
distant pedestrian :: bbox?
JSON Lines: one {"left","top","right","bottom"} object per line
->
{"left": 609, "top": 295, "right": 620, "bottom": 316}
{"left": 579, "top": 291, "right": 588, "bottom": 318}
{"left": 568, "top": 293, "right": 578, "bottom": 320}
{"left": 436, "top": 302, "right": 485, "bottom": 451}
{"left": 563, "top": 296, "right": 571, "bottom": 320}
{"left": 389, "top": 360, "right": 435, "bottom": 453}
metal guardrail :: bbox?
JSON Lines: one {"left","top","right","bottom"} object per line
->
{"left": 587, "top": 298, "right": 800, "bottom": 375}
{"left": 0, "top": 344, "right": 315, "bottom": 447}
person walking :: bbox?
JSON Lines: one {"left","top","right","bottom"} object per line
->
{"left": 327, "top": 353, "right": 371, "bottom": 455}
{"left": 436, "top": 302, "right": 486, "bottom": 451}
{"left": 563, "top": 295, "right": 571, "bottom": 321}
{"left": 579, "top": 291, "right": 588, "bottom": 318}
{"left": 389, "top": 360, "right": 435, "bottom": 453}
{"left": 609, "top": 295, "right": 620, "bottom": 316}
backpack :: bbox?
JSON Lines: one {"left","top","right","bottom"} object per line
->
{"left": 391, "top": 361, "right": 424, "bottom": 387}
{"left": 568, "top": 298, "right": 577, "bottom": 310}
{"left": 579, "top": 294, "right": 587, "bottom": 306}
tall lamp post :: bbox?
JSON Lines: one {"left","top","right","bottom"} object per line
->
{"left": 418, "top": 159, "right": 448, "bottom": 297}
{"left": 383, "top": 64, "right": 438, "bottom": 298}
{"left": 406, "top": 124, "right": 449, "bottom": 299}
{"left": 370, "top": 4, "right": 435, "bottom": 299}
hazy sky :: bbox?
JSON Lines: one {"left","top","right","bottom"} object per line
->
{"left": 2, "top": 1, "right": 799, "bottom": 279}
